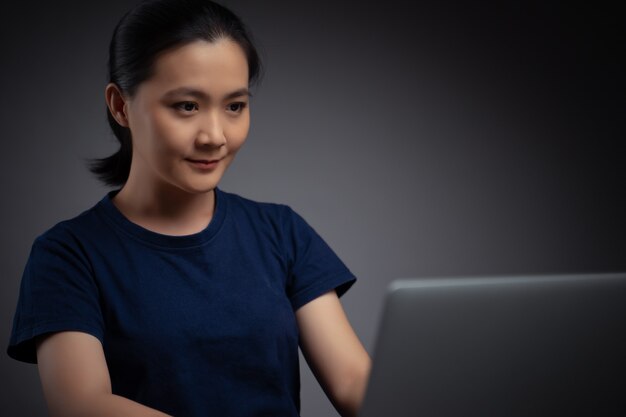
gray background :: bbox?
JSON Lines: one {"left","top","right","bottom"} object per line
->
{"left": 1, "top": 0, "right": 624, "bottom": 416}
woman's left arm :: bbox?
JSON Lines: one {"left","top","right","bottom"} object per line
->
{"left": 296, "top": 290, "right": 372, "bottom": 417}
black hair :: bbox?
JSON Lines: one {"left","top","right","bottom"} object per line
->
{"left": 88, "top": 0, "right": 263, "bottom": 186}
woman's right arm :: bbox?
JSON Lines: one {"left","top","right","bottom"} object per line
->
{"left": 36, "top": 331, "right": 172, "bottom": 417}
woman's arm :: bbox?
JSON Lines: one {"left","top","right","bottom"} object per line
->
{"left": 296, "top": 290, "right": 372, "bottom": 417}
{"left": 36, "top": 331, "right": 172, "bottom": 417}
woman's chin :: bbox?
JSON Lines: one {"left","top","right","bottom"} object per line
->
{"left": 178, "top": 180, "right": 220, "bottom": 195}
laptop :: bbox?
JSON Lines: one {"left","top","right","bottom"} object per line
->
{"left": 359, "top": 273, "right": 626, "bottom": 417}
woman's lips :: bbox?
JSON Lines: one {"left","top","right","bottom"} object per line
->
{"left": 186, "top": 158, "right": 220, "bottom": 170}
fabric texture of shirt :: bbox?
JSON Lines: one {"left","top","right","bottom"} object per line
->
{"left": 7, "top": 188, "right": 356, "bottom": 417}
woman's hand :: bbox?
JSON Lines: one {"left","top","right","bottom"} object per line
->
{"left": 296, "top": 290, "right": 372, "bottom": 417}
{"left": 36, "top": 331, "right": 172, "bottom": 417}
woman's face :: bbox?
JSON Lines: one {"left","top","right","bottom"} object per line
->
{"left": 121, "top": 38, "right": 250, "bottom": 195}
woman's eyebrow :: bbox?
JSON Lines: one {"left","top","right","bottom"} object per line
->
{"left": 162, "top": 87, "right": 251, "bottom": 100}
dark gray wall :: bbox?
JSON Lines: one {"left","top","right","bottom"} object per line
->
{"left": 2, "top": 1, "right": 624, "bottom": 416}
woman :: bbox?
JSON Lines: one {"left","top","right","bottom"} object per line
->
{"left": 7, "top": 0, "right": 371, "bottom": 416}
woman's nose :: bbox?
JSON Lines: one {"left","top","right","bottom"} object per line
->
{"left": 196, "top": 114, "right": 226, "bottom": 147}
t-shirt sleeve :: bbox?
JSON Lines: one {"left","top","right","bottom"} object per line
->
{"left": 7, "top": 230, "right": 104, "bottom": 364}
{"left": 282, "top": 207, "right": 356, "bottom": 311}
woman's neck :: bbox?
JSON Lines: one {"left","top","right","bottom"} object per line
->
{"left": 112, "top": 179, "right": 216, "bottom": 236}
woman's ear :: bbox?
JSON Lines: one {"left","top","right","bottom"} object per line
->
{"left": 105, "top": 83, "right": 130, "bottom": 127}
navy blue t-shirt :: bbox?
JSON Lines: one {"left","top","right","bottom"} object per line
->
{"left": 7, "top": 188, "right": 356, "bottom": 416}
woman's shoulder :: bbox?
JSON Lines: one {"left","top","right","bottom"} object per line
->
{"left": 218, "top": 189, "right": 318, "bottom": 240}
{"left": 218, "top": 189, "right": 320, "bottom": 243}
{"left": 32, "top": 196, "right": 109, "bottom": 249}
{"left": 219, "top": 188, "right": 296, "bottom": 219}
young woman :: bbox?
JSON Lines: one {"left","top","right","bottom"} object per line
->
{"left": 7, "top": 1, "right": 371, "bottom": 416}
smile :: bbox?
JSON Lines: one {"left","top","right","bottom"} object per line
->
{"left": 186, "top": 158, "right": 221, "bottom": 171}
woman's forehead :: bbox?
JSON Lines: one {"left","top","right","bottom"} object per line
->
{"left": 145, "top": 38, "right": 249, "bottom": 96}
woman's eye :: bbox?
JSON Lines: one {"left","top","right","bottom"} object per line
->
{"left": 227, "top": 102, "right": 247, "bottom": 113}
{"left": 173, "top": 102, "right": 198, "bottom": 113}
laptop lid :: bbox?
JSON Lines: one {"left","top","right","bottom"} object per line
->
{"left": 359, "top": 273, "right": 626, "bottom": 417}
